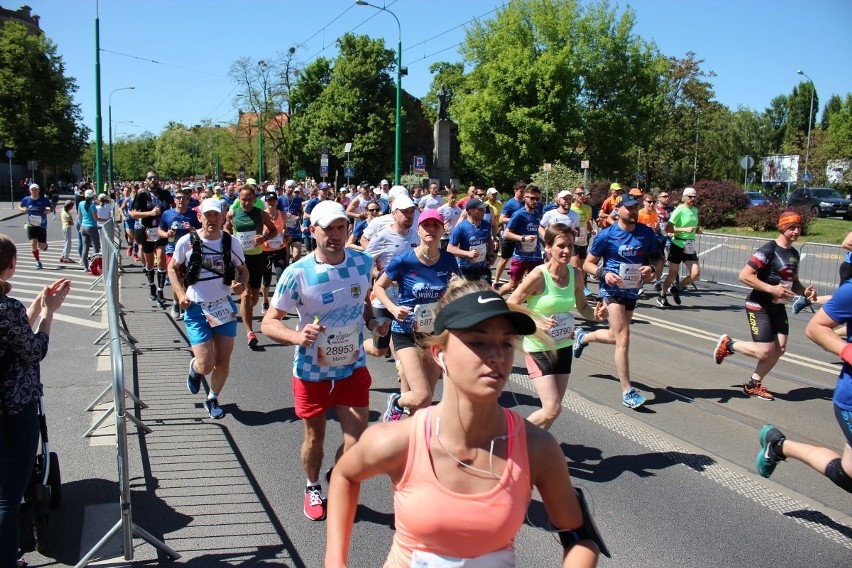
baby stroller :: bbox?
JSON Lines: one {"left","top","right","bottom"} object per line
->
{"left": 18, "top": 396, "right": 61, "bottom": 556}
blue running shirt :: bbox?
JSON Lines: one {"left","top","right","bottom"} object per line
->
{"left": 384, "top": 250, "right": 460, "bottom": 334}
{"left": 589, "top": 223, "right": 659, "bottom": 300}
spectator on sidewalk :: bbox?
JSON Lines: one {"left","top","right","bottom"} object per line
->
{"left": 0, "top": 233, "right": 71, "bottom": 568}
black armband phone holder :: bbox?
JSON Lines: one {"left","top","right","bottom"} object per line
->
{"left": 556, "top": 487, "right": 611, "bottom": 558}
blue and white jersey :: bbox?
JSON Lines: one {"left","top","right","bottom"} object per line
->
{"left": 159, "top": 208, "right": 202, "bottom": 254}
{"left": 272, "top": 249, "right": 373, "bottom": 382}
{"left": 589, "top": 222, "right": 659, "bottom": 300}
{"left": 20, "top": 196, "right": 52, "bottom": 228}
{"left": 450, "top": 218, "right": 492, "bottom": 270}
{"left": 825, "top": 280, "right": 852, "bottom": 410}
{"left": 286, "top": 196, "right": 304, "bottom": 239}
{"left": 507, "top": 208, "right": 542, "bottom": 261}
{"left": 277, "top": 194, "right": 290, "bottom": 214}
{"left": 384, "top": 250, "right": 460, "bottom": 334}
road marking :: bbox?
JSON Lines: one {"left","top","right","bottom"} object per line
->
{"left": 509, "top": 373, "right": 852, "bottom": 551}
{"left": 638, "top": 313, "right": 838, "bottom": 375}
{"left": 53, "top": 313, "right": 106, "bottom": 329}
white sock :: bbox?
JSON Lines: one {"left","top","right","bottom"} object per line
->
{"left": 208, "top": 391, "right": 218, "bottom": 401}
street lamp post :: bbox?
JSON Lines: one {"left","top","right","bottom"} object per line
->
{"left": 356, "top": 0, "right": 402, "bottom": 184}
{"left": 796, "top": 69, "right": 815, "bottom": 187}
{"left": 108, "top": 86, "right": 135, "bottom": 194}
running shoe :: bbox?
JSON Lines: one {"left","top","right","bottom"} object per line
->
{"left": 204, "top": 397, "right": 224, "bottom": 419}
{"left": 187, "top": 357, "right": 203, "bottom": 395}
{"left": 656, "top": 295, "right": 670, "bottom": 308}
{"left": 157, "top": 290, "right": 167, "bottom": 307}
{"left": 133, "top": 255, "right": 140, "bottom": 262}
{"left": 170, "top": 304, "right": 181, "bottom": 320}
{"left": 755, "top": 424, "right": 786, "bottom": 478}
{"left": 148, "top": 285, "right": 157, "bottom": 301}
{"left": 35, "top": 261, "right": 43, "bottom": 270}
{"left": 622, "top": 387, "right": 647, "bottom": 409}
{"left": 743, "top": 380, "right": 774, "bottom": 401}
{"left": 324, "top": 466, "right": 334, "bottom": 485}
{"left": 261, "top": 302, "right": 269, "bottom": 315}
{"left": 713, "top": 334, "right": 733, "bottom": 365}
{"left": 127, "top": 246, "right": 132, "bottom": 257}
{"left": 792, "top": 295, "right": 811, "bottom": 315}
{"left": 669, "top": 285, "right": 682, "bottom": 305}
{"left": 247, "top": 331, "right": 259, "bottom": 348}
{"left": 383, "top": 393, "right": 404, "bottom": 422}
{"left": 637, "top": 288, "right": 645, "bottom": 298}
{"left": 304, "top": 485, "right": 326, "bottom": 521}
{"left": 654, "top": 280, "right": 662, "bottom": 292}
{"left": 572, "top": 329, "right": 587, "bottom": 359}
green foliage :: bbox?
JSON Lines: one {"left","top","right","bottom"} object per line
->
{"left": 0, "top": 22, "right": 89, "bottom": 167}
{"left": 423, "top": 61, "right": 465, "bottom": 124}
{"left": 154, "top": 123, "right": 201, "bottom": 178}
{"left": 529, "top": 161, "right": 584, "bottom": 201}
{"left": 289, "top": 34, "right": 402, "bottom": 182}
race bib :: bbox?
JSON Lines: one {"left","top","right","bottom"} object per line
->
{"left": 576, "top": 226, "right": 588, "bottom": 246}
{"left": 28, "top": 214, "right": 43, "bottom": 227}
{"left": 201, "top": 297, "right": 236, "bottom": 328}
{"left": 235, "top": 230, "right": 257, "bottom": 249}
{"left": 316, "top": 324, "right": 359, "bottom": 366}
{"left": 618, "top": 263, "right": 642, "bottom": 289}
{"left": 413, "top": 303, "right": 437, "bottom": 334}
{"left": 266, "top": 233, "right": 285, "bottom": 249}
{"left": 285, "top": 215, "right": 297, "bottom": 228}
{"left": 469, "top": 243, "right": 487, "bottom": 261}
{"left": 145, "top": 227, "right": 159, "bottom": 242}
{"left": 519, "top": 238, "right": 537, "bottom": 253}
{"left": 683, "top": 240, "right": 696, "bottom": 255}
{"left": 549, "top": 312, "right": 575, "bottom": 343}
{"left": 658, "top": 221, "right": 668, "bottom": 234}
{"left": 411, "top": 549, "right": 515, "bottom": 568}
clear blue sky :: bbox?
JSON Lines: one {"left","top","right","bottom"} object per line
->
{"left": 15, "top": 0, "right": 852, "bottom": 139}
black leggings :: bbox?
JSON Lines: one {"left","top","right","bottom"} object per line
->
{"left": 263, "top": 249, "right": 288, "bottom": 288}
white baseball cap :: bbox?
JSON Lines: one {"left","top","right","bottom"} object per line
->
{"left": 29, "top": 183, "right": 40, "bottom": 190}
{"left": 557, "top": 190, "right": 572, "bottom": 199}
{"left": 388, "top": 185, "right": 409, "bottom": 200}
{"left": 199, "top": 199, "right": 224, "bottom": 214}
{"left": 682, "top": 187, "right": 697, "bottom": 197}
{"left": 486, "top": 188, "right": 498, "bottom": 195}
{"left": 380, "top": 179, "right": 390, "bottom": 186}
{"left": 285, "top": 179, "right": 297, "bottom": 188}
{"left": 391, "top": 195, "right": 416, "bottom": 211}
{"left": 310, "top": 200, "right": 348, "bottom": 228}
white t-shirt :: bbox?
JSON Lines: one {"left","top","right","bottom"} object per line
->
{"left": 419, "top": 194, "right": 444, "bottom": 210}
{"left": 438, "top": 204, "right": 462, "bottom": 238}
{"left": 540, "top": 208, "right": 579, "bottom": 231}
{"left": 362, "top": 214, "right": 421, "bottom": 246}
{"left": 172, "top": 232, "right": 246, "bottom": 303}
{"left": 96, "top": 203, "right": 113, "bottom": 226}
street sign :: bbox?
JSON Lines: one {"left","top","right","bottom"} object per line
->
{"left": 413, "top": 155, "right": 426, "bottom": 176}
{"left": 4, "top": 150, "right": 13, "bottom": 159}
{"left": 802, "top": 171, "right": 812, "bottom": 182}
{"left": 344, "top": 166, "right": 355, "bottom": 178}
{"left": 344, "top": 142, "right": 352, "bottom": 153}
{"left": 581, "top": 160, "right": 590, "bottom": 169}
{"left": 320, "top": 156, "right": 329, "bottom": 167}
{"left": 740, "top": 155, "right": 754, "bottom": 170}
{"left": 320, "top": 165, "right": 329, "bottom": 177}
{"left": 27, "top": 160, "right": 38, "bottom": 170}
{"left": 321, "top": 147, "right": 328, "bottom": 156}
{"left": 297, "top": 169, "right": 306, "bottom": 179}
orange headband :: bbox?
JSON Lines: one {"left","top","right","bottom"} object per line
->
{"left": 777, "top": 212, "right": 801, "bottom": 231}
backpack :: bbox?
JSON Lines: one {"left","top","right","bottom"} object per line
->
{"left": 184, "top": 231, "right": 235, "bottom": 286}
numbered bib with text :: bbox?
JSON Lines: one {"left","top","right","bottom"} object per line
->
{"left": 519, "top": 239, "right": 537, "bottom": 253}
{"left": 235, "top": 230, "right": 257, "bottom": 250}
{"left": 549, "top": 312, "right": 575, "bottom": 343}
{"left": 413, "top": 303, "right": 437, "bottom": 334}
{"left": 618, "top": 263, "right": 642, "bottom": 289}
{"left": 28, "top": 215, "right": 43, "bottom": 227}
{"left": 469, "top": 243, "right": 487, "bottom": 260}
{"left": 576, "top": 227, "right": 588, "bottom": 246}
{"left": 683, "top": 240, "right": 696, "bottom": 255}
{"left": 411, "top": 549, "right": 515, "bottom": 568}
{"left": 266, "top": 233, "right": 285, "bottom": 249}
{"left": 201, "top": 297, "right": 236, "bottom": 328}
{"left": 316, "top": 324, "right": 359, "bottom": 367}
{"left": 145, "top": 227, "right": 159, "bottom": 242}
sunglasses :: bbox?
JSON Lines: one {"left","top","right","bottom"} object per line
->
{"left": 645, "top": 200, "right": 655, "bottom": 203}
{"left": 174, "top": 196, "right": 187, "bottom": 200}
{"left": 147, "top": 176, "right": 157, "bottom": 180}
{"left": 367, "top": 208, "right": 381, "bottom": 213}
{"left": 525, "top": 195, "right": 540, "bottom": 201}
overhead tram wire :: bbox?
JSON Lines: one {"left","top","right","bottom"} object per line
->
{"left": 100, "top": 48, "right": 228, "bottom": 78}
{"left": 401, "top": 3, "right": 506, "bottom": 55}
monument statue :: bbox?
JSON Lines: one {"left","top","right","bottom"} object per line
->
{"left": 437, "top": 85, "right": 449, "bottom": 121}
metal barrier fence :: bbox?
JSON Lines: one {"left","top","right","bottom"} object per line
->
{"left": 75, "top": 220, "right": 179, "bottom": 567}
{"left": 694, "top": 232, "right": 846, "bottom": 296}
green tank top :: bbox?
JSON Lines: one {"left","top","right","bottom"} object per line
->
{"left": 232, "top": 206, "right": 263, "bottom": 255}
{"left": 523, "top": 265, "right": 576, "bottom": 352}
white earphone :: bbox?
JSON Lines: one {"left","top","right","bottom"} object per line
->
{"left": 438, "top": 352, "right": 447, "bottom": 374}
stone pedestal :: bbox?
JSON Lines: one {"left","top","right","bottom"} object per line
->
{"left": 433, "top": 119, "right": 454, "bottom": 188}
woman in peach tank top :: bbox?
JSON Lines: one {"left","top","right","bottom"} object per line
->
{"left": 325, "top": 279, "right": 599, "bottom": 568}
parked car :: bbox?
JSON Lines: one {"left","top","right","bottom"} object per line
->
{"left": 787, "top": 187, "right": 851, "bottom": 219}
{"left": 745, "top": 191, "right": 770, "bottom": 207}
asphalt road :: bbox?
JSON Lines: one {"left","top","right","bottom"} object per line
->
{"left": 1, "top": 213, "right": 849, "bottom": 568}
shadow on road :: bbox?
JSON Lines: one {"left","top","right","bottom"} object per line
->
{"left": 783, "top": 509, "right": 852, "bottom": 540}
{"left": 560, "top": 442, "right": 716, "bottom": 483}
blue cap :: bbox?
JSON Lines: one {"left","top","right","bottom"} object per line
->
{"left": 317, "top": 182, "right": 330, "bottom": 190}
{"left": 616, "top": 195, "right": 639, "bottom": 207}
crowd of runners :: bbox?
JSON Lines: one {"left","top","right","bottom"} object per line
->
{"left": 8, "top": 172, "right": 851, "bottom": 567}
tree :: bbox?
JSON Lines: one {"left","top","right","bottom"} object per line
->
{"left": 784, "top": 81, "right": 818, "bottom": 153}
{"left": 422, "top": 61, "right": 466, "bottom": 125}
{"left": 821, "top": 94, "right": 843, "bottom": 131}
{"left": 453, "top": 0, "right": 663, "bottom": 189}
{"left": 288, "top": 33, "right": 403, "bottom": 182}
{"left": 154, "top": 123, "right": 199, "bottom": 178}
{"left": 0, "top": 22, "right": 89, "bottom": 171}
